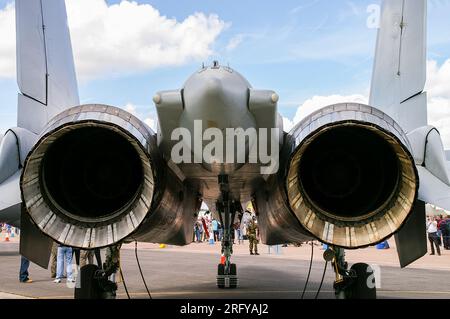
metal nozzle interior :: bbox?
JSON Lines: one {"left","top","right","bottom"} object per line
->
{"left": 286, "top": 107, "right": 418, "bottom": 249}
{"left": 298, "top": 125, "right": 400, "bottom": 222}
{"left": 21, "top": 105, "right": 156, "bottom": 248}
{"left": 41, "top": 126, "right": 144, "bottom": 222}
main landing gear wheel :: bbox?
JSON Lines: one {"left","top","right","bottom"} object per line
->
{"left": 74, "top": 249, "right": 119, "bottom": 299}
{"left": 347, "top": 263, "right": 377, "bottom": 299}
{"left": 330, "top": 247, "right": 377, "bottom": 299}
{"left": 74, "top": 265, "right": 103, "bottom": 299}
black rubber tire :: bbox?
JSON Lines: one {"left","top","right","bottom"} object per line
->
{"left": 74, "top": 264, "right": 103, "bottom": 299}
{"left": 229, "top": 264, "right": 238, "bottom": 289}
{"left": 217, "top": 264, "right": 225, "bottom": 289}
{"left": 230, "top": 264, "right": 237, "bottom": 276}
{"left": 218, "top": 264, "right": 225, "bottom": 275}
{"left": 348, "top": 263, "right": 377, "bottom": 299}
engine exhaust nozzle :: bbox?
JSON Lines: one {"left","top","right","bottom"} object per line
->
{"left": 21, "top": 105, "right": 157, "bottom": 249}
{"left": 286, "top": 103, "right": 418, "bottom": 248}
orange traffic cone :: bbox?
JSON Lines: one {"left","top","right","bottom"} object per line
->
{"left": 4, "top": 233, "right": 10, "bottom": 242}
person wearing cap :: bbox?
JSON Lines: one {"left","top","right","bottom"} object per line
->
{"left": 247, "top": 216, "right": 260, "bottom": 255}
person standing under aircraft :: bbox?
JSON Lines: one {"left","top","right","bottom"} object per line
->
{"left": 437, "top": 215, "right": 448, "bottom": 248}
{"left": 212, "top": 219, "right": 219, "bottom": 241}
{"left": 19, "top": 256, "right": 33, "bottom": 283}
{"left": 194, "top": 222, "right": 202, "bottom": 243}
{"left": 247, "top": 217, "right": 260, "bottom": 255}
{"left": 427, "top": 216, "right": 441, "bottom": 256}
{"left": 233, "top": 221, "right": 242, "bottom": 245}
{"left": 49, "top": 242, "right": 58, "bottom": 278}
{"left": 441, "top": 216, "right": 450, "bottom": 250}
{"left": 54, "top": 245, "right": 74, "bottom": 283}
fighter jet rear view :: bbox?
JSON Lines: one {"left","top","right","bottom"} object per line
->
{"left": 1, "top": 0, "right": 449, "bottom": 299}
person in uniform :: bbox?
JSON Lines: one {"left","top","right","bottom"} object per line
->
{"left": 246, "top": 216, "right": 260, "bottom": 255}
{"left": 50, "top": 242, "right": 58, "bottom": 278}
{"left": 104, "top": 244, "right": 122, "bottom": 283}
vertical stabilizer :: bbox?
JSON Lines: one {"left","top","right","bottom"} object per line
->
{"left": 16, "top": 0, "right": 80, "bottom": 134}
{"left": 369, "top": 0, "right": 427, "bottom": 133}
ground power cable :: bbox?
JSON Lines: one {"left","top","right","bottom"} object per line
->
{"left": 301, "top": 241, "right": 314, "bottom": 299}
{"left": 135, "top": 241, "right": 153, "bottom": 299}
{"left": 119, "top": 265, "right": 131, "bottom": 299}
{"left": 314, "top": 261, "right": 329, "bottom": 299}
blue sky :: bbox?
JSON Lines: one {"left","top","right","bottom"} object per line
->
{"left": 1, "top": 0, "right": 450, "bottom": 137}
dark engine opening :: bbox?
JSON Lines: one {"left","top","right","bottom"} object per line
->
{"left": 298, "top": 125, "right": 400, "bottom": 219}
{"left": 41, "top": 126, "right": 144, "bottom": 220}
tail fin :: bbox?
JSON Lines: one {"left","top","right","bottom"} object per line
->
{"left": 369, "top": 0, "right": 427, "bottom": 133}
{"left": 16, "top": 0, "right": 79, "bottom": 134}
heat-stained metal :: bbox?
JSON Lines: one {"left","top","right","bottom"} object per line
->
{"left": 286, "top": 103, "right": 418, "bottom": 248}
{"left": 21, "top": 104, "right": 157, "bottom": 249}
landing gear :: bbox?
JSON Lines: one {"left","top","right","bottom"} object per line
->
{"left": 216, "top": 175, "right": 239, "bottom": 289}
{"left": 327, "top": 247, "right": 377, "bottom": 299}
{"left": 74, "top": 247, "right": 119, "bottom": 299}
{"left": 217, "top": 263, "right": 238, "bottom": 289}
{"left": 347, "top": 263, "right": 377, "bottom": 299}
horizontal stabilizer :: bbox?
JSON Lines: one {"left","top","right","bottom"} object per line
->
{"left": 408, "top": 126, "right": 450, "bottom": 211}
{"left": 417, "top": 166, "right": 450, "bottom": 212}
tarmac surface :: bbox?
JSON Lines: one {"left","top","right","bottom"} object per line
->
{"left": 1, "top": 236, "right": 450, "bottom": 299}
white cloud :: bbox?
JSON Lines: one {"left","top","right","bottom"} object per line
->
{"left": 0, "top": 0, "right": 227, "bottom": 80}
{"left": 281, "top": 59, "right": 450, "bottom": 150}
{"left": 287, "top": 94, "right": 368, "bottom": 130}
{"left": 0, "top": 3, "right": 15, "bottom": 78}
{"left": 426, "top": 59, "right": 450, "bottom": 148}
{"left": 426, "top": 60, "right": 450, "bottom": 99}
{"left": 67, "top": 0, "right": 227, "bottom": 80}
{"left": 282, "top": 94, "right": 368, "bottom": 133}
{"left": 226, "top": 34, "right": 245, "bottom": 51}
{"left": 124, "top": 103, "right": 138, "bottom": 116}
{"left": 282, "top": 117, "right": 295, "bottom": 132}
{"left": 144, "top": 118, "right": 157, "bottom": 131}
{"left": 121, "top": 102, "right": 157, "bottom": 132}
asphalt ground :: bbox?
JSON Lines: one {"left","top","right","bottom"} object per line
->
{"left": 1, "top": 238, "right": 450, "bottom": 299}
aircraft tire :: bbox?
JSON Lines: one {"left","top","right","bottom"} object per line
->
{"left": 217, "top": 264, "right": 225, "bottom": 289}
{"left": 74, "top": 264, "right": 103, "bottom": 299}
{"left": 347, "top": 263, "right": 377, "bottom": 299}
